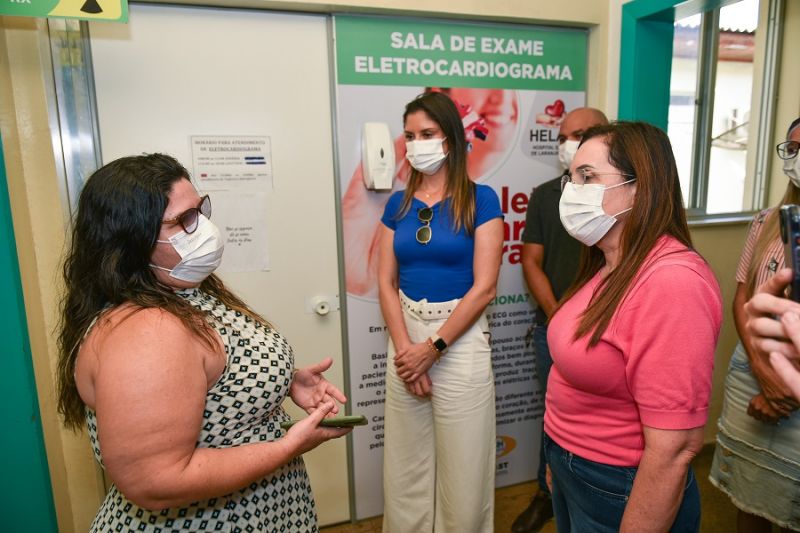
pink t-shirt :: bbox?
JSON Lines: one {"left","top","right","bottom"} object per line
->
{"left": 544, "top": 235, "right": 722, "bottom": 467}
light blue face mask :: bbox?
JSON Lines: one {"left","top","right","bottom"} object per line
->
{"left": 150, "top": 215, "right": 225, "bottom": 283}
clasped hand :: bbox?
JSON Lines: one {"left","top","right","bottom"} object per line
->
{"left": 394, "top": 342, "right": 437, "bottom": 398}
{"left": 394, "top": 341, "right": 437, "bottom": 382}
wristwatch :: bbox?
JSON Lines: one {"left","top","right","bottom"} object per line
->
{"left": 431, "top": 335, "right": 448, "bottom": 353}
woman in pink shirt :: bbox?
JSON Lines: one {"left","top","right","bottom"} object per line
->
{"left": 545, "top": 121, "right": 722, "bottom": 532}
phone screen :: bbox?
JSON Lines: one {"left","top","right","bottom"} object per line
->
{"left": 779, "top": 204, "right": 800, "bottom": 301}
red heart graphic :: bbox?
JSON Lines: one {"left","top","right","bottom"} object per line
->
{"left": 545, "top": 99, "right": 565, "bottom": 117}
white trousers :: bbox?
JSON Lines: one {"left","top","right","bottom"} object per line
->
{"left": 382, "top": 292, "right": 496, "bottom": 533}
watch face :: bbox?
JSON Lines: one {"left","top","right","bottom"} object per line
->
{"left": 433, "top": 338, "right": 447, "bottom": 351}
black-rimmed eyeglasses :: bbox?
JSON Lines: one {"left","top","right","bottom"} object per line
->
{"left": 162, "top": 195, "right": 211, "bottom": 234}
{"left": 560, "top": 169, "right": 636, "bottom": 191}
{"left": 416, "top": 207, "right": 433, "bottom": 245}
{"left": 777, "top": 141, "right": 799, "bottom": 160}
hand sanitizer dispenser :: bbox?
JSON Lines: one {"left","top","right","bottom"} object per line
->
{"left": 361, "top": 122, "right": 395, "bottom": 190}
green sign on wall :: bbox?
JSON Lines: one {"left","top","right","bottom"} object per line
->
{"left": 0, "top": 0, "right": 127, "bottom": 22}
{"left": 335, "top": 16, "right": 586, "bottom": 91}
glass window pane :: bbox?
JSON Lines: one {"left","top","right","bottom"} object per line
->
{"left": 706, "top": 0, "right": 758, "bottom": 214}
{"left": 668, "top": 16, "right": 701, "bottom": 208}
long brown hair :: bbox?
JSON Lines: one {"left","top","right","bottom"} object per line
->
{"left": 57, "top": 154, "right": 269, "bottom": 430}
{"left": 746, "top": 118, "right": 800, "bottom": 297}
{"left": 556, "top": 121, "right": 693, "bottom": 346}
{"left": 397, "top": 92, "right": 475, "bottom": 234}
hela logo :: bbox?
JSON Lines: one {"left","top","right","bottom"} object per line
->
{"left": 496, "top": 435, "right": 517, "bottom": 458}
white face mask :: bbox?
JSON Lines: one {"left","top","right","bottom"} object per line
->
{"left": 559, "top": 179, "right": 636, "bottom": 246}
{"left": 784, "top": 156, "right": 800, "bottom": 188}
{"left": 406, "top": 138, "right": 447, "bottom": 175}
{"left": 558, "top": 140, "right": 580, "bottom": 171}
{"left": 150, "top": 215, "right": 225, "bottom": 283}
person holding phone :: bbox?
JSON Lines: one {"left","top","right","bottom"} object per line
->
{"left": 709, "top": 117, "right": 800, "bottom": 532}
{"left": 56, "top": 154, "right": 350, "bottom": 532}
{"left": 377, "top": 92, "right": 504, "bottom": 532}
{"left": 545, "top": 121, "right": 721, "bottom": 531}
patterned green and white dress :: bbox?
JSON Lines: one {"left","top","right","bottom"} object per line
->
{"left": 86, "top": 289, "right": 318, "bottom": 532}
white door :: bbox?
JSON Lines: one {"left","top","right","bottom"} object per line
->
{"left": 89, "top": 5, "right": 349, "bottom": 525}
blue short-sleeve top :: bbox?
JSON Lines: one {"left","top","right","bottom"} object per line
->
{"left": 380, "top": 183, "right": 503, "bottom": 302}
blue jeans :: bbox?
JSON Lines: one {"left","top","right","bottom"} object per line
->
{"left": 531, "top": 324, "right": 553, "bottom": 495}
{"left": 543, "top": 433, "right": 700, "bottom": 532}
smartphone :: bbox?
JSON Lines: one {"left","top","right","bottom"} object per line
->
{"left": 779, "top": 204, "right": 800, "bottom": 301}
{"left": 279, "top": 414, "right": 368, "bottom": 430}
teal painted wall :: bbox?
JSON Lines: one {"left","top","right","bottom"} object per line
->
{"left": 619, "top": 0, "right": 679, "bottom": 127}
{"left": 0, "top": 137, "right": 58, "bottom": 531}
{"left": 619, "top": 0, "right": 735, "bottom": 126}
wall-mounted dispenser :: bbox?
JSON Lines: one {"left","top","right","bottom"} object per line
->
{"left": 361, "top": 122, "right": 395, "bottom": 190}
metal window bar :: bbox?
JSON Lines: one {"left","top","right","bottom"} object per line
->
{"left": 688, "top": 8, "right": 720, "bottom": 213}
{"left": 751, "top": 0, "right": 784, "bottom": 211}
{"left": 46, "top": 20, "right": 102, "bottom": 219}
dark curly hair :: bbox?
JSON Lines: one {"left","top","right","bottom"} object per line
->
{"left": 57, "top": 153, "right": 267, "bottom": 429}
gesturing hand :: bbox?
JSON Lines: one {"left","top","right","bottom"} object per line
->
{"left": 290, "top": 357, "right": 347, "bottom": 415}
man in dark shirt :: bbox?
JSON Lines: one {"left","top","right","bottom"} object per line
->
{"left": 512, "top": 107, "right": 609, "bottom": 533}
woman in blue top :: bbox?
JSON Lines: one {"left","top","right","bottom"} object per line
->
{"left": 377, "top": 92, "right": 504, "bottom": 532}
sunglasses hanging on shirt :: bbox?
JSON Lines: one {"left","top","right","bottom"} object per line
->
{"left": 416, "top": 207, "right": 433, "bottom": 245}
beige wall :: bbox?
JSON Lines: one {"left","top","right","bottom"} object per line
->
{"left": 3, "top": 1, "right": 797, "bottom": 530}
{"left": 690, "top": 222, "right": 749, "bottom": 442}
{"left": 0, "top": 17, "right": 106, "bottom": 533}
{"left": 0, "top": 2, "right": 612, "bottom": 531}
{"left": 152, "top": 0, "right": 615, "bottom": 113}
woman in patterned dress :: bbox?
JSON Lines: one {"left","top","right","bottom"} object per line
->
{"left": 709, "top": 117, "right": 800, "bottom": 532}
{"left": 56, "top": 153, "right": 349, "bottom": 532}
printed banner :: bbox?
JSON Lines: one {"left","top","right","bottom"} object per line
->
{"left": 335, "top": 15, "right": 586, "bottom": 519}
{"left": 336, "top": 17, "right": 585, "bottom": 90}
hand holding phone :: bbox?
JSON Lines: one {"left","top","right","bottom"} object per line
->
{"left": 280, "top": 414, "right": 367, "bottom": 430}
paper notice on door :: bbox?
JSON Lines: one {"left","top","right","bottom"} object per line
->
{"left": 191, "top": 135, "right": 272, "bottom": 190}
{"left": 209, "top": 191, "right": 270, "bottom": 272}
